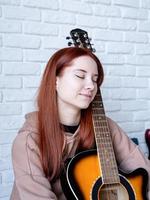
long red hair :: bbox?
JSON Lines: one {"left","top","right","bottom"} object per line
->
{"left": 37, "top": 47, "right": 104, "bottom": 182}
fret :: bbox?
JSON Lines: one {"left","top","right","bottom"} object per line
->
{"left": 95, "top": 132, "right": 110, "bottom": 138}
{"left": 92, "top": 116, "right": 106, "bottom": 121}
{"left": 92, "top": 107, "right": 105, "bottom": 112}
{"left": 92, "top": 89, "right": 120, "bottom": 184}
{"left": 92, "top": 102, "right": 104, "bottom": 108}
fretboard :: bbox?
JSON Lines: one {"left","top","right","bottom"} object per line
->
{"left": 92, "top": 89, "right": 120, "bottom": 184}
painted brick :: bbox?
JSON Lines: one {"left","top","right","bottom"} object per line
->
{"left": 0, "top": 92, "right": 2, "bottom": 102}
{"left": 0, "top": 158, "right": 12, "bottom": 171}
{"left": 121, "top": 100, "right": 148, "bottom": 111}
{"left": 62, "top": 0, "right": 92, "bottom": 14}
{"left": 104, "top": 100, "right": 121, "bottom": 111}
{"left": 113, "top": 0, "right": 140, "bottom": 8}
{"left": 0, "top": 104, "right": 22, "bottom": 115}
{"left": 110, "top": 19, "right": 137, "bottom": 31}
{"left": 76, "top": 15, "right": 108, "bottom": 28}
{"left": 102, "top": 77, "right": 121, "bottom": 88}
{"left": 0, "top": 115, "right": 24, "bottom": 130}
{"left": 0, "top": 144, "right": 11, "bottom": 158}
{"left": 107, "top": 111, "right": 133, "bottom": 122}
{"left": 122, "top": 8, "right": 148, "bottom": 20}
{"left": 0, "top": 64, "right": 2, "bottom": 73}
{"left": 0, "top": 196, "right": 10, "bottom": 200}
{"left": 0, "top": 131, "right": 16, "bottom": 144}
{"left": 126, "top": 55, "right": 150, "bottom": 66}
{"left": 134, "top": 111, "right": 150, "bottom": 121}
{"left": 137, "top": 89, "right": 150, "bottom": 99}
{"left": 119, "top": 121, "right": 145, "bottom": 133}
{"left": 3, "top": 6, "right": 41, "bottom": 21}
{"left": 93, "top": 5, "right": 121, "bottom": 17}
{"left": 0, "top": 37, "right": 2, "bottom": 46}
{"left": 43, "top": 36, "right": 68, "bottom": 49}
{"left": 24, "top": 49, "right": 54, "bottom": 62}
{"left": 23, "top": 22, "right": 58, "bottom": 36}
{"left": 3, "top": 89, "right": 37, "bottom": 102}
{"left": 84, "top": 0, "right": 111, "bottom": 4}
{"left": 107, "top": 42, "right": 134, "bottom": 54}
{"left": 93, "top": 41, "right": 105, "bottom": 52}
{"left": 0, "top": 20, "right": 21, "bottom": 33}
{"left": 139, "top": 21, "right": 150, "bottom": 32}
{"left": 125, "top": 32, "right": 148, "bottom": 43}
{"left": 93, "top": 29, "right": 123, "bottom": 41}
{"left": 141, "top": 0, "right": 150, "bottom": 9}
{"left": 106, "top": 65, "right": 136, "bottom": 76}
{"left": 3, "top": 62, "right": 41, "bottom": 75}
{"left": 2, "top": 170, "right": 14, "bottom": 184}
{"left": 0, "top": 77, "right": 22, "bottom": 89}
{"left": 122, "top": 77, "right": 148, "bottom": 88}
{"left": 3, "top": 34, "right": 41, "bottom": 49}
{"left": 0, "top": 48, "right": 22, "bottom": 61}
{"left": 101, "top": 88, "right": 111, "bottom": 99}
{"left": 43, "top": 11, "right": 76, "bottom": 24}
{"left": 23, "top": 76, "right": 41, "bottom": 88}
{"left": 136, "top": 67, "right": 150, "bottom": 77}
{"left": 136, "top": 44, "right": 150, "bottom": 55}
{"left": 145, "top": 121, "right": 150, "bottom": 128}
{"left": 22, "top": 102, "right": 36, "bottom": 114}
{"left": 98, "top": 54, "right": 125, "bottom": 65}
{"left": 0, "top": 0, "right": 20, "bottom": 5}
{"left": 0, "top": 184, "right": 12, "bottom": 197}
{"left": 22, "top": 0, "right": 58, "bottom": 9}
{"left": 110, "top": 88, "right": 136, "bottom": 99}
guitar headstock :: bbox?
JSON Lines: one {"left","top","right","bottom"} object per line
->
{"left": 66, "top": 28, "right": 95, "bottom": 53}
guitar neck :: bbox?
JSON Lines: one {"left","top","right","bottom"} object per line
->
{"left": 92, "top": 89, "right": 120, "bottom": 184}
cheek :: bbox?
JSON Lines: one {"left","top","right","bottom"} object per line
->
{"left": 92, "top": 86, "right": 98, "bottom": 98}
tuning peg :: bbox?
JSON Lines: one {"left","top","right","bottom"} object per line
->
{"left": 68, "top": 42, "right": 72, "bottom": 46}
{"left": 66, "top": 36, "right": 71, "bottom": 40}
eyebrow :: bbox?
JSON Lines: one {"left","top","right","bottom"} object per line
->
{"left": 75, "top": 69, "right": 98, "bottom": 76}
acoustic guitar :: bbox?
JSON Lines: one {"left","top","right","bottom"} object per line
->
{"left": 61, "top": 28, "right": 148, "bottom": 200}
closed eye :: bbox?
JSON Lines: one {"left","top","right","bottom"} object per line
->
{"left": 92, "top": 77, "right": 98, "bottom": 83}
{"left": 75, "top": 75, "right": 85, "bottom": 79}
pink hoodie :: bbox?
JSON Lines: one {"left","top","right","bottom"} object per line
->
{"left": 10, "top": 111, "right": 150, "bottom": 200}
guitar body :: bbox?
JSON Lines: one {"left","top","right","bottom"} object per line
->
{"left": 61, "top": 149, "right": 148, "bottom": 200}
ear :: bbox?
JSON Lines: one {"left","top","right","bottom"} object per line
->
{"left": 56, "top": 76, "right": 59, "bottom": 90}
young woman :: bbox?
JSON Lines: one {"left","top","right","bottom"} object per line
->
{"left": 11, "top": 47, "right": 150, "bottom": 200}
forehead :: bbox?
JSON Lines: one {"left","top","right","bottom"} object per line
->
{"left": 68, "top": 56, "right": 98, "bottom": 74}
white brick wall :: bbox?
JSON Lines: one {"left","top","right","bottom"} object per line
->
{"left": 0, "top": 0, "right": 150, "bottom": 198}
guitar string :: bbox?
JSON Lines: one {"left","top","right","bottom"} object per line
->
{"left": 93, "top": 112, "right": 119, "bottom": 200}
{"left": 94, "top": 106, "right": 118, "bottom": 173}
{"left": 93, "top": 95, "right": 119, "bottom": 173}
{"left": 93, "top": 109, "right": 119, "bottom": 182}
{"left": 92, "top": 104, "right": 119, "bottom": 199}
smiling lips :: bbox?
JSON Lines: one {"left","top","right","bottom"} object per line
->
{"left": 80, "top": 93, "right": 92, "bottom": 99}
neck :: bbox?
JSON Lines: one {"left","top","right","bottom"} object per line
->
{"left": 58, "top": 106, "right": 81, "bottom": 126}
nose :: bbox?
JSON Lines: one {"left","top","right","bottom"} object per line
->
{"left": 85, "top": 79, "right": 95, "bottom": 91}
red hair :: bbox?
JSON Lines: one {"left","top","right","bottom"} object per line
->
{"left": 37, "top": 47, "right": 104, "bottom": 181}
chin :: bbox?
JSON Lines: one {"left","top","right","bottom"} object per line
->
{"left": 80, "top": 104, "right": 90, "bottom": 109}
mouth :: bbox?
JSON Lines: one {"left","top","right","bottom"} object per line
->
{"left": 80, "top": 93, "right": 92, "bottom": 99}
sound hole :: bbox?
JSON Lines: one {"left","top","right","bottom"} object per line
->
{"left": 99, "top": 183, "right": 129, "bottom": 200}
